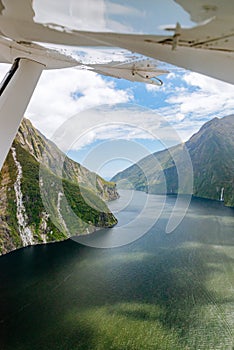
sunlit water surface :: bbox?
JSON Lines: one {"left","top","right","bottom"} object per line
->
{"left": 0, "top": 190, "right": 233, "bottom": 350}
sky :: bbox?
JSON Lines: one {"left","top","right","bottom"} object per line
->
{"left": 1, "top": 51, "right": 234, "bottom": 180}
{"left": 1, "top": 0, "right": 234, "bottom": 179}
{"left": 33, "top": 0, "right": 194, "bottom": 34}
{"left": 0, "top": 53, "right": 234, "bottom": 179}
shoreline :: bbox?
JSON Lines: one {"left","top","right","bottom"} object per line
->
{"left": 120, "top": 187, "right": 234, "bottom": 209}
{"left": 0, "top": 219, "right": 118, "bottom": 258}
{"left": 1, "top": 191, "right": 233, "bottom": 257}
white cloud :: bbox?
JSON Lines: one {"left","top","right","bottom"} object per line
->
{"left": 1, "top": 59, "right": 234, "bottom": 154}
{"left": 0, "top": 63, "right": 10, "bottom": 78}
{"left": 171, "top": 72, "right": 234, "bottom": 118}
{"left": 33, "top": 0, "right": 106, "bottom": 31}
{"left": 148, "top": 71, "right": 234, "bottom": 141}
{"left": 145, "top": 84, "right": 161, "bottom": 92}
{"left": 106, "top": 2, "right": 142, "bottom": 16}
{"left": 26, "top": 67, "right": 132, "bottom": 137}
{"left": 167, "top": 72, "right": 234, "bottom": 119}
{"left": 2, "top": 62, "right": 178, "bottom": 151}
{"left": 33, "top": 0, "right": 138, "bottom": 33}
{"left": 71, "top": 124, "right": 155, "bottom": 150}
{"left": 50, "top": 106, "right": 183, "bottom": 154}
{"left": 145, "top": 72, "right": 176, "bottom": 93}
{"left": 166, "top": 72, "right": 176, "bottom": 80}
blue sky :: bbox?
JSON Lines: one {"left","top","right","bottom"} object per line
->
{"left": 0, "top": 0, "right": 234, "bottom": 180}
{"left": 63, "top": 62, "right": 234, "bottom": 179}
{"left": 34, "top": 0, "right": 195, "bottom": 34}
{"left": 1, "top": 45, "right": 234, "bottom": 180}
{"left": 1, "top": 0, "right": 233, "bottom": 179}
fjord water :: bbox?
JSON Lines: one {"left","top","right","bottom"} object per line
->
{"left": 0, "top": 190, "right": 233, "bottom": 350}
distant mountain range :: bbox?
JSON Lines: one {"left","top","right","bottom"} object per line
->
{"left": 0, "top": 119, "right": 118, "bottom": 255}
{"left": 112, "top": 115, "right": 234, "bottom": 207}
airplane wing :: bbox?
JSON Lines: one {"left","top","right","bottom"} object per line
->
{"left": 175, "top": 0, "right": 234, "bottom": 23}
{"left": 88, "top": 59, "right": 169, "bottom": 85}
{"left": 0, "top": 0, "right": 234, "bottom": 170}
{"left": 0, "top": 0, "right": 233, "bottom": 83}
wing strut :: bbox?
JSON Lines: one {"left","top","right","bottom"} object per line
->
{"left": 0, "top": 58, "right": 44, "bottom": 169}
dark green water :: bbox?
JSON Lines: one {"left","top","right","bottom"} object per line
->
{"left": 0, "top": 191, "right": 233, "bottom": 350}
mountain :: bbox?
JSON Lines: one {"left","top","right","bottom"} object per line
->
{"left": 0, "top": 119, "right": 118, "bottom": 255}
{"left": 112, "top": 115, "right": 234, "bottom": 207}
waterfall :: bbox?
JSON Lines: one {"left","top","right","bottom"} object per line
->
{"left": 11, "top": 147, "right": 34, "bottom": 246}
{"left": 220, "top": 187, "right": 224, "bottom": 202}
{"left": 57, "top": 192, "right": 69, "bottom": 235}
{"left": 39, "top": 212, "right": 49, "bottom": 243}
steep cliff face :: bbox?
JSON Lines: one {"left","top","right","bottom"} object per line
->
{"left": 0, "top": 119, "right": 118, "bottom": 255}
{"left": 112, "top": 115, "right": 234, "bottom": 207}
{"left": 15, "top": 119, "right": 119, "bottom": 201}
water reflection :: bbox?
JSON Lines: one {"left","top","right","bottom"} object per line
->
{"left": 0, "top": 192, "right": 233, "bottom": 349}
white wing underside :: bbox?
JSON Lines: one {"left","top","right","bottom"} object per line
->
{"left": 87, "top": 60, "right": 169, "bottom": 85}
{"left": 0, "top": 0, "right": 233, "bottom": 83}
{"left": 0, "top": 0, "right": 233, "bottom": 209}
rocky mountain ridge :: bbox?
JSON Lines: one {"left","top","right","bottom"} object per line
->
{"left": 0, "top": 119, "right": 118, "bottom": 255}
{"left": 112, "top": 115, "right": 234, "bottom": 207}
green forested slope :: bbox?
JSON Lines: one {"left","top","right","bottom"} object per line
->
{"left": 0, "top": 119, "right": 118, "bottom": 255}
{"left": 112, "top": 116, "right": 234, "bottom": 207}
